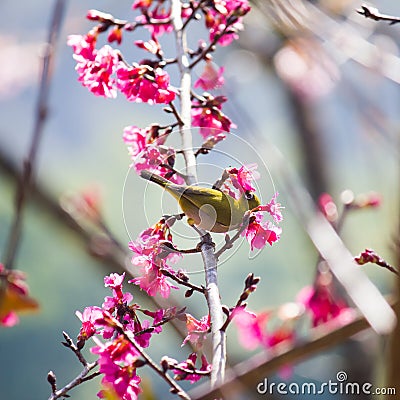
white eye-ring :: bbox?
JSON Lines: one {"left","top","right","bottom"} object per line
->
{"left": 245, "top": 192, "right": 254, "bottom": 201}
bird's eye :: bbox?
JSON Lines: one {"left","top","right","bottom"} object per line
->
{"left": 245, "top": 192, "right": 254, "bottom": 200}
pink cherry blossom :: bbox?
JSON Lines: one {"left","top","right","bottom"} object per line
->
{"left": 130, "top": 260, "right": 178, "bottom": 298}
{"left": 67, "top": 32, "right": 97, "bottom": 61}
{"left": 182, "top": 314, "right": 210, "bottom": 348}
{"left": 205, "top": 1, "right": 250, "bottom": 46}
{"left": 0, "top": 312, "right": 19, "bottom": 327}
{"left": 227, "top": 164, "right": 259, "bottom": 193}
{"left": 116, "top": 63, "right": 176, "bottom": 104}
{"left": 297, "top": 278, "right": 354, "bottom": 327}
{"left": 194, "top": 62, "right": 224, "bottom": 90}
{"left": 122, "top": 124, "right": 183, "bottom": 183}
{"left": 232, "top": 307, "right": 269, "bottom": 349}
{"left": 128, "top": 220, "right": 181, "bottom": 298}
{"left": 74, "top": 45, "right": 119, "bottom": 98}
{"left": 129, "top": 219, "right": 180, "bottom": 264}
{"left": 192, "top": 96, "right": 235, "bottom": 138}
{"left": 257, "top": 192, "right": 283, "bottom": 223}
{"left": 243, "top": 213, "right": 282, "bottom": 250}
{"left": 104, "top": 272, "right": 125, "bottom": 290}
{"left": 76, "top": 306, "right": 103, "bottom": 341}
{"left": 92, "top": 335, "right": 142, "bottom": 400}
{"left": 134, "top": 38, "right": 161, "bottom": 55}
{"left": 123, "top": 126, "right": 147, "bottom": 157}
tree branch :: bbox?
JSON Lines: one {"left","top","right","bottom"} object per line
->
{"left": 357, "top": 5, "right": 400, "bottom": 25}
{"left": 2, "top": 0, "right": 66, "bottom": 270}
{"left": 172, "top": 0, "right": 226, "bottom": 388}
{"left": 47, "top": 332, "right": 99, "bottom": 400}
{"left": 190, "top": 303, "right": 398, "bottom": 400}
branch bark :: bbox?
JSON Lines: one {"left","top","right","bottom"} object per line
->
{"left": 190, "top": 303, "right": 398, "bottom": 400}
{"left": 171, "top": 0, "right": 226, "bottom": 387}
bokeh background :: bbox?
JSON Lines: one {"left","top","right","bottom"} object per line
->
{"left": 0, "top": 0, "right": 399, "bottom": 399}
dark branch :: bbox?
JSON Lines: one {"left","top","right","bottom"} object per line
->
{"left": 357, "top": 5, "right": 400, "bottom": 25}
{"left": 190, "top": 302, "right": 399, "bottom": 399}
{"left": 2, "top": 0, "right": 66, "bottom": 270}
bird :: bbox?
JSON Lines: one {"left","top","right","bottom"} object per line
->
{"left": 140, "top": 170, "right": 260, "bottom": 233}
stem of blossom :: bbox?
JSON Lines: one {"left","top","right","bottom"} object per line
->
{"left": 2, "top": 0, "right": 66, "bottom": 270}
{"left": 48, "top": 363, "right": 99, "bottom": 400}
{"left": 189, "top": 24, "right": 231, "bottom": 69}
{"left": 48, "top": 332, "right": 99, "bottom": 400}
{"left": 215, "top": 213, "right": 251, "bottom": 259}
{"left": 212, "top": 169, "right": 230, "bottom": 190}
{"left": 115, "top": 319, "right": 191, "bottom": 400}
{"left": 172, "top": 0, "right": 226, "bottom": 387}
{"left": 181, "top": 0, "right": 208, "bottom": 31}
{"left": 160, "top": 268, "right": 206, "bottom": 293}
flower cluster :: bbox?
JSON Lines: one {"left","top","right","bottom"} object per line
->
{"left": 76, "top": 273, "right": 210, "bottom": 399}
{"left": 123, "top": 124, "right": 184, "bottom": 183}
{"left": 68, "top": 32, "right": 119, "bottom": 98}
{"left": 192, "top": 95, "right": 235, "bottom": 139}
{"left": 68, "top": 1, "right": 249, "bottom": 169}
{"left": 128, "top": 219, "right": 181, "bottom": 298}
{"left": 204, "top": 0, "right": 251, "bottom": 46}
{"left": 117, "top": 64, "right": 176, "bottom": 104}
{"left": 92, "top": 336, "right": 142, "bottom": 399}
{"left": 233, "top": 272, "right": 355, "bottom": 353}
{"left": 297, "top": 273, "right": 355, "bottom": 328}
{"left": 221, "top": 164, "right": 283, "bottom": 250}
{"left": 232, "top": 305, "right": 297, "bottom": 351}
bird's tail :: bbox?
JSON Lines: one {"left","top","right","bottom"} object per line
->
{"left": 140, "top": 170, "right": 171, "bottom": 188}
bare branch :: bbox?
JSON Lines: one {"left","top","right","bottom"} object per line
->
{"left": 190, "top": 304, "right": 398, "bottom": 400}
{"left": 2, "top": 0, "right": 66, "bottom": 270}
{"left": 48, "top": 332, "right": 99, "bottom": 400}
{"left": 357, "top": 5, "right": 400, "bottom": 25}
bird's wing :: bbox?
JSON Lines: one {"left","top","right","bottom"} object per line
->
{"left": 181, "top": 187, "right": 234, "bottom": 227}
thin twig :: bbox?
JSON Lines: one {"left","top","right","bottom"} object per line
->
{"left": 189, "top": 24, "right": 232, "bottom": 69}
{"left": 181, "top": 0, "right": 208, "bottom": 31}
{"left": 357, "top": 5, "right": 400, "bottom": 25}
{"left": 48, "top": 332, "right": 99, "bottom": 400}
{"left": 376, "top": 260, "right": 399, "bottom": 276}
{"left": 172, "top": 364, "right": 211, "bottom": 377}
{"left": 114, "top": 319, "right": 191, "bottom": 400}
{"left": 2, "top": 0, "right": 66, "bottom": 270}
{"left": 167, "top": 101, "right": 185, "bottom": 127}
{"left": 48, "top": 363, "right": 99, "bottom": 400}
{"left": 161, "top": 268, "right": 206, "bottom": 294}
{"left": 220, "top": 273, "right": 260, "bottom": 332}
{"left": 215, "top": 213, "right": 250, "bottom": 259}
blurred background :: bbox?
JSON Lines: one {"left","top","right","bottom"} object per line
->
{"left": 0, "top": 0, "right": 399, "bottom": 399}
